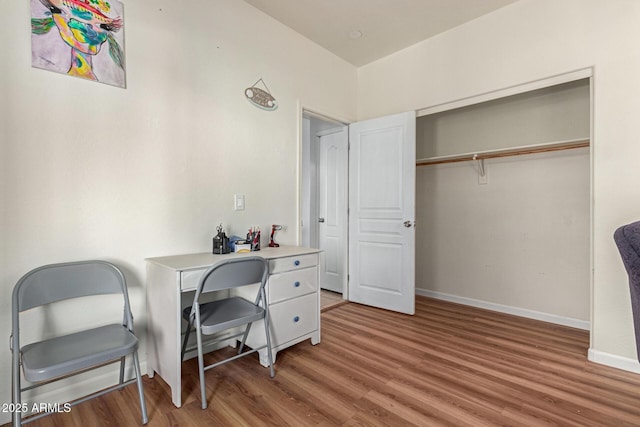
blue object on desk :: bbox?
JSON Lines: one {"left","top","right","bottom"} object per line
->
{"left": 228, "top": 235, "right": 244, "bottom": 252}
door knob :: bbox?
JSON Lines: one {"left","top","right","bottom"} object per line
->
{"left": 403, "top": 220, "right": 413, "bottom": 228}
{"left": 318, "top": 218, "right": 325, "bottom": 223}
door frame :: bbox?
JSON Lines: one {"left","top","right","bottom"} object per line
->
{"left": 298, "top": 106, "right": 351, "bottom": 298}
{"left": 298, "top": 106, "right": 418, "bottom": 314}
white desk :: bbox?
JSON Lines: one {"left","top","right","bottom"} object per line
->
{"left": 145, "top": 246, "right": 321, "bottom": 407}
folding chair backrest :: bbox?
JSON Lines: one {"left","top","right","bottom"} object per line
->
{"left": 14, "top": 260, "right": 127, "bottom": 313}
{"left": 198, "top": 257, "right": 268, "bottom": 296}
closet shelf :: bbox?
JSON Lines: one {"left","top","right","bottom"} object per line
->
{"left": 416, "top": 139, "right": 590, "bottom": 167}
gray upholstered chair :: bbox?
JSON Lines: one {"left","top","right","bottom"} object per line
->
{"left": 614, "top": 220, "right": 640, "bottom": 361}
{"left": 181, "top": 256, "right": 275, "bottom": 410}
{"left": 11, "top": 260, "right": 148, "bottom": 426}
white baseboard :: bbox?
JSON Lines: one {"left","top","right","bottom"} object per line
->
{"left": 416, "top": 289, "right": 591, "bottom": 330}
{"left": 588, "top": 348, "right": 640, "bottom": 373}
{"left": 415, "top": 290, "right": 640, "bottom": 375}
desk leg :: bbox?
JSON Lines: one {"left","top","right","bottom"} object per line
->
{"left": 257, "top": 347, "right": 277, "bottom": 368}
{"left": 147, "top": 265, "right": 183, "bottom": 407}
{"left": 170, "top": 280, "right": 183, "bottom": 407}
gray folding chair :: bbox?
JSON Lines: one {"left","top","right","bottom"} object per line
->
{"left": 181, "top": 256, "right": 275, "bottom": 409}
{"left": 11, "top": 260, "right": 148, "bottom": 426}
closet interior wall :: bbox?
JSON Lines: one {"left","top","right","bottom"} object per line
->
{"left": 415, "top": 79, "right": 591, "bottom": 326}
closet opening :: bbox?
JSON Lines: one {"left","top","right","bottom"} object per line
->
{"left": 414, "top": 73, "right": 592, "bottom": 331}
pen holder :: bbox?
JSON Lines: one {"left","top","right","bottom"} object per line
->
{"left": 213, "top": 233, "right": 230, "bottom": 254}
{"left": 247, "top": 228, "right": 261, "bottom": 251}
{"left": 252, "top": 230, "right": 261, "bottom": 251}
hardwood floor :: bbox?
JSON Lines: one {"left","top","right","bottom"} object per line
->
{"left": 8, "top": 296, "right": 640, "bottom": 426}
{"left": 321, "top": 289, "right": 347, "bottom": 311}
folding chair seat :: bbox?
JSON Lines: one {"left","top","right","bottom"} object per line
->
{"left": 181, "top": 256, "right": 275, "bottom": 409}
{"left": 11, "top": 260, "right": 148, "bottom": 426}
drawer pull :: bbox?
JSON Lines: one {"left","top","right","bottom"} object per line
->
{"left": 294, "top": 281, "right": 300, "bottom": 287}
{"left": 294, "top": 260, "right": 300, "bottom": 266}
{"left": 293, "top": 316, "right": 300, "bottom": 323}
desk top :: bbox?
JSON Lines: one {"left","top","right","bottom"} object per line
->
{"left": 145, "top": 245, "right": 321, "bottom": 272}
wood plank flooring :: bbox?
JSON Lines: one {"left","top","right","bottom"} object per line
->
{"left": 7, "top": 296, "right": 640, "bottom": 426}
{"left": 321, "top": 289, "right": 347, "bottom": 311}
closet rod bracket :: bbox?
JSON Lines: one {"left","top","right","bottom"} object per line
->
{"left": 473, "top": 154, "right": 487, "bottom": 180}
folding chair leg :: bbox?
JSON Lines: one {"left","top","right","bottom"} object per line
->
{"left": 132, "top": 351, "right": 149, "bottom": 424}
{"left": 238, "top": 323, "right": 253, "bottom": 354}
{"left": 181, "top": 322, "right": 192, "bottom": 361}
{"left": 12, "top": 354, "right": 22, "bottom": 427}
{"left": 195, "top": 328, "right": 207, "bottom": 410}
{"left": 119, "top": 356, "right": 126, "bottom": 386}
{"left": 262, "top": 290, "right": 275, "bottom": 378}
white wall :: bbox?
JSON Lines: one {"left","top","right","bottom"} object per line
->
{"left": 358, "top": 0, "right": 640, "bottom": 369}
{"left": 417, "top": 149, "right": 590, "bottom": 324}
{"left": 0, "top": 0, "right": 356, "bottom": 420}
{"left": 416, "top": 79, "right": 590, "bottom": 159}
{"left": 301, "top": 117, "right": 312, "bottom": 247}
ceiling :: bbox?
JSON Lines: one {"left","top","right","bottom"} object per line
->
{"left": 243, "top": 0, "right": 520, "bottom": 66}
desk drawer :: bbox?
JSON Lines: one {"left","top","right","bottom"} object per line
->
{"left": 180, "top": 269, "right": 206, "bottom": 291}
{"left": 268, "top": 266, "right": 317, "bottom": 304}
{"left": 269, "top": 253, "right": 318, "bottom": 274}
{"left": 269, "top": 293, "right": 318, "bottom": 346}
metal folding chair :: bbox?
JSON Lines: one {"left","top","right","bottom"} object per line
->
{"left": 11, "top": 260, "right": 148, "bottom": 426}
{"left": 181, "top": 256, "right": 275, "bottom": 409}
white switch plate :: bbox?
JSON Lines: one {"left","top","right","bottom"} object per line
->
{"left": 234, "top": 194, "right": 245, "bottom": 211}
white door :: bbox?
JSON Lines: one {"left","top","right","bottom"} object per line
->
{"left": 318, "top": 128, "right": 348, "bottom": 293}
{"left": 348, "top": 111, "right": 416, "bottom": 314}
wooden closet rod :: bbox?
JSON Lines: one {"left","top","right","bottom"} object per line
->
{"left": 416, "top": 139, "right": 590, "bottom": 167}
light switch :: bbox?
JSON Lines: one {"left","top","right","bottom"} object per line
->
{"left": 234, "top": 194, "right": 245, "bottom": 211}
